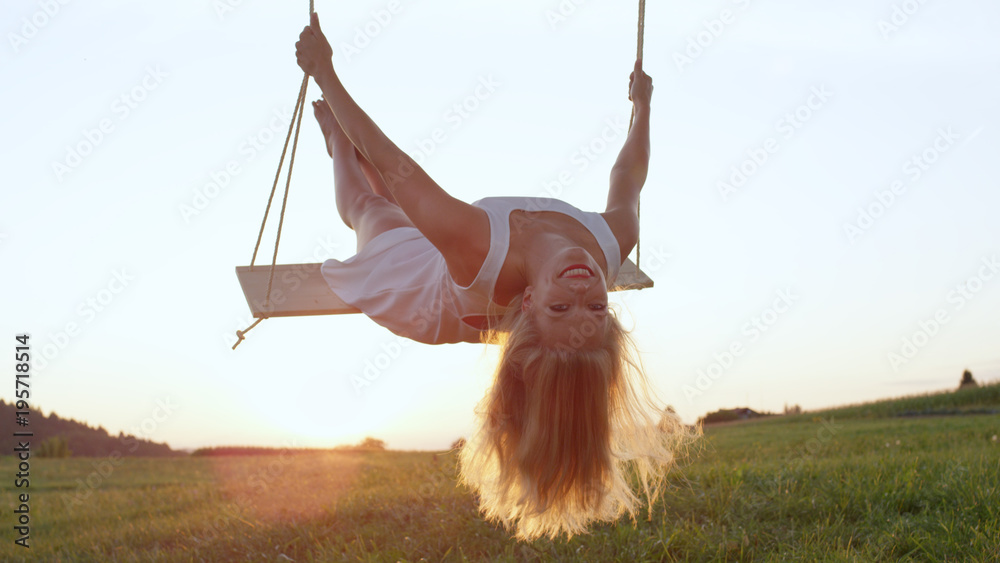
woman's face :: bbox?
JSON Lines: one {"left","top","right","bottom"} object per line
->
{"left": 523, "top": 246, "right": 609, "bottom": 349}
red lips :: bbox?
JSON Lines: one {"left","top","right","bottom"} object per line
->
{"left": 558, "top": 264, "right": 594, "bottom": 278}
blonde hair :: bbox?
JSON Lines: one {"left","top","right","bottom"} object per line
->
{"left": 459, "top": 298, "right": 693, "bottom": 540}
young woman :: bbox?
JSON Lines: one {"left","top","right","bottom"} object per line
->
{"left": 297, "top": 13, "right": 685, "bottom": 540}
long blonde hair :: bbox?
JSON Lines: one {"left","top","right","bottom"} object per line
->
{"left": 459, "top": 297, "right": 693, "bottom": 540}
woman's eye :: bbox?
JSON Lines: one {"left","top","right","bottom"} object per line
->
{"left": 589, "top": 304, "right": 607, "bottom": 311}
{"left": 550, "top": 305, "right": 569, "bottom": 312}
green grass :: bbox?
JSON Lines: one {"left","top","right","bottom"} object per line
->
{"left": 2, "top": 389, "right": 999, "bottom": 561}
{"left": 806, "top": 381, "right": 1000, "bottom": 420}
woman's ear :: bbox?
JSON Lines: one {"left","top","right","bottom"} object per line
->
{"left": 521, "top": 287, "right": 533, "bottom": 312}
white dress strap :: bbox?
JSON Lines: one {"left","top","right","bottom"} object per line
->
{"left": 469, "top": 197, "right": 622, "bottom": 293}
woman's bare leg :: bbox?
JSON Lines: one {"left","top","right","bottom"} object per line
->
{"left": 355, "top": 147, "right": 399, "bottom": 205}
{"left": 314, "top": 99, "right": 412, "bottom": 251}
{"left": 315, "top": 98, "right": 373, "bottom": 227}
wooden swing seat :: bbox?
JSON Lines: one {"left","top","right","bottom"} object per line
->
{"left": 236, "top": 258, "right": 653, "bottom": 319}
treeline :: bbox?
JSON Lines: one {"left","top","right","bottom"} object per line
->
{"left": 0, "top": 399, "right": 179, "bottom": 457}
{"left": 194, "top": 437, "right": 388, "bottom": 456}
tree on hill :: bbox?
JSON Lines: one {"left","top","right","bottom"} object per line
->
{"left": 959, "top": 369, "right": 978, "bottom": 389}
{"left": 358, "top": 437, "right": 386, "bottom": 450}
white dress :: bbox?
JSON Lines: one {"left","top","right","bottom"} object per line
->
{"left": 320, "top": 197, "right": 622, "bottom": 344}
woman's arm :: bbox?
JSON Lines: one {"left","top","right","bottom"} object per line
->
{"left": 296, "top": 14, "right": 489, "bottom": 281}
{"left": 296, "top": 14, "right": 394, "bottom": 174}
{"left": 603, "top": 60, "right": 652, "bottom": 261}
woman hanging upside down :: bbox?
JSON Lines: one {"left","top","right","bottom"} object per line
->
{"left": 296, "top": 13, "right": 689, "bottom": 540}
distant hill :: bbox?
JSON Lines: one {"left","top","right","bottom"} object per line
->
{"left": 700, "top": 381, "right": 1000, "bottom": 428}
{"left": 0, "top": 400, "right": 181, "bottom": 457}
{"left": 803, "top": 380, "right": 1000, "bottom": 420}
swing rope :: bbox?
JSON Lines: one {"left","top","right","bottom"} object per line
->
{"left": 234, "top": 0, "right": 646, "bottom": 349}
{"left": 631, "top": 0, "right": 646, "bottom": 272}
{"left": 234, "top": 1, "right": 315, "bottom": 350}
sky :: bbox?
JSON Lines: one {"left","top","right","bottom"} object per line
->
{"left": 2, "top": 0, "right": 999, "bottom": 452}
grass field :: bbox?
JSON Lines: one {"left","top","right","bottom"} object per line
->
{"left": 2, "top": 385, "right": 999, "bottom": 562}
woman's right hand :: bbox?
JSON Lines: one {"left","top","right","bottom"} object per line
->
{"left": 628, "top": 59, "right": 652, "bottom": 109}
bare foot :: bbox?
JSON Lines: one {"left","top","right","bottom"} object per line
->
{"left": 313, "top": 98, "right": 346, "bottom": 158}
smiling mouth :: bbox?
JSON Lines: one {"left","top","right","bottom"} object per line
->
{"left": 558, "top": 264, "right": 594, "bottom": 278}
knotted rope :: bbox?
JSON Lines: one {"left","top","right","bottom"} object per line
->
{"left": 234, "top": 1, "right": 315, "bottom": 350}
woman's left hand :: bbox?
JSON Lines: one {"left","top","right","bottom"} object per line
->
{"left": 628, "top": 59, "right": 653, "bottom": 109}
{"left": 296, "top": 12, "right": 334, "bottom": 78}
